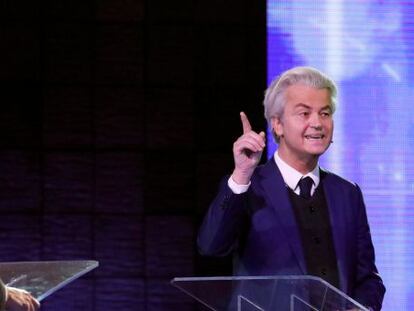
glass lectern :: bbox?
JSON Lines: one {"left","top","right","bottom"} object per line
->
{"left": 172, "top": 275, "right": 368, "bottom": 311}
{"left": 0, "top": 260, "right": 98, "bottom": 301}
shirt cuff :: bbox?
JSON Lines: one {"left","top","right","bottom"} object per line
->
{"left": 228, "top": 176, "right": 251, "bottom": 194}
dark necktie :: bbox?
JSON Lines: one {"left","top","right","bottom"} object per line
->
{"left": 298, "top": 176, "right": 313, "bottom": 199}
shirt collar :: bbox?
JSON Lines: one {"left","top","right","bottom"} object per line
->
{"left": 274, "top": 151, "right": 320, "bottom": 192}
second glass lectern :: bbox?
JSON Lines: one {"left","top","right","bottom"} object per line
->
{"left": 172, "top": 275, "right": 368, "bottom": 311}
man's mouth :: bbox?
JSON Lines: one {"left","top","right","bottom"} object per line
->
{"left": 304, "top": 134, "right": 325, "bottom": 140}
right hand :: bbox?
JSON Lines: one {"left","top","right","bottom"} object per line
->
{"left": 5, "top": 287, "right": 40, "bottom": 311}
{"left": 232, "top": 112, "right": 266, "bottom": 185}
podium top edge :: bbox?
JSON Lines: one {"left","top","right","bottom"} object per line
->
{"left": 0, "top": 260, "right": 99, "bottom": 265}
{"left": 172, "top": 275, "right": 324, "bottom": 283}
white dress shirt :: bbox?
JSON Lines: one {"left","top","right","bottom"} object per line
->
{"left": 229, "top": 151, "right": 320, "bottom": 196}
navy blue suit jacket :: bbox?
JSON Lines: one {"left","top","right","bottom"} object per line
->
{"left": 198, "top": 159, "right": 385, "bottom": 310}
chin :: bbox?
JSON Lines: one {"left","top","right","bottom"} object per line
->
{"left": 306, "top": 145, "right": 330, "bottom": 156}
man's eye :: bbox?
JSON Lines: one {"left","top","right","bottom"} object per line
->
{"left": 321, "top": 112, "right": 331, "bottom": 117}
{"left": 299, "top": 111, "right": 309, "bottom": 116}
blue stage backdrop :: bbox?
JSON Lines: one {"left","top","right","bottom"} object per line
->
{"left": 267, "top": 1, "right": 414, "bottom": 310}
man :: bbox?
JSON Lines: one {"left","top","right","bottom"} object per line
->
{"left": 1, "top": 280, "right": 40, "bottom": 311}
{"left": 198, "top": 67, "right": 385, "bottom": 310}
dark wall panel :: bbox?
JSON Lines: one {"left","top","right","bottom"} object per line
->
{"left": 95, "top": 153, "right": 144, "bottom": 214}
{"left": 0, "top": 0, "right": 266, "bottom": 310}
{"left": 0, "top": 215, "right": 41, "bottom": 261}
{"left": 43, "top": 86, "right": 93, "bottom": 147}
{"left": 95, "top": 24, "right": 144, "bottom": 84}
{"left": 42, "top": 215, "right": 93, "bottom": 259}
{"left": 43, "top": 23, "right": 93, "bottom": 83}
{"left": 0, "top": 152, "right": 41, "bottom": 212}
{"left": 94, "top": 215, "right": 144, "bottom": 278}
{"left": 94, "top": 87, "right": 145, "bottom": 147}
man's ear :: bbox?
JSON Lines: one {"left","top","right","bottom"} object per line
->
{"left": 271, "top": 116, "right": 283, "bottom": 138}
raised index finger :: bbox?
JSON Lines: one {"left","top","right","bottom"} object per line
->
{"left": 240, "top": 111, "right": 252, "bottom": 134}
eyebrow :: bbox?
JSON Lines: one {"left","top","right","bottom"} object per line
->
{"left": 293, "top": 103, "right": 332, "bottom": 111}
{"left": 294, "top": 103, "right": 310, "bottom": 109}
{"left": 321, "top": 106, "right": 332, "bottom": 112}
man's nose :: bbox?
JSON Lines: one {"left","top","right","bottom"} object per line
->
{"left": 309, "top": 113, "right": 322, "bottom": 129}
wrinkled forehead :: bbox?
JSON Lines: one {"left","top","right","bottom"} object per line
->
{"left": 283, "top": 84, "right": 332, "bottom": 108}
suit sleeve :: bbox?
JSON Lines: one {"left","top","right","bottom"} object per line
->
{"left": 352, "top": 184, "right": 386, "bottom": 311}
{"left": 197, "top": 177, "right": 249, "bottom": 256}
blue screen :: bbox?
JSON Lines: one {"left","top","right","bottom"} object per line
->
{"left": 267, "top": 1, "right": 414, "bottom": 310}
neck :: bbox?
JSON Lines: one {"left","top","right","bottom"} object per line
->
{"left": 277, "top": 148, "right": 319, "bottom": 175}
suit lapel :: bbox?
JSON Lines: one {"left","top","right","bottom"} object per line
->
{"left": 321, "top": 170, "right": 349, "bottom": 291}
{"left": 260, "top": 160, "right": 307, "bottom": 273}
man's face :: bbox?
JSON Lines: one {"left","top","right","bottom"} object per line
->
{"left": 272, "top": 84, "right": 333, "bottom": 163}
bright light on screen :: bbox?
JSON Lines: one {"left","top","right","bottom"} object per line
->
{"left": 267, "top": 1, "right": 414, "bottom": 310}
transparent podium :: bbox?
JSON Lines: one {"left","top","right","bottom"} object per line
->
{"left": 0, "top": 260, "right": 98, "bottom": 301}
{"left": 172, "top": 275, "right": 368, "bottom": 311}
